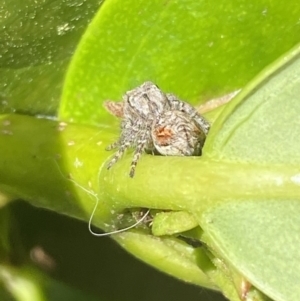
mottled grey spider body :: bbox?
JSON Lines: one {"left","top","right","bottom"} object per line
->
{"left": 151, "top": 110, "right": 206, "bottom": 156}
{"left": 166, "top": 93, "right": 210, "bottom": 135}
{"left": 104, "top": 81, "right": 210, "bottom": 177}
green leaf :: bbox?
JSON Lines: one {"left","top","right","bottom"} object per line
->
{"left": 0, "top": 114, "right": 115, "bottom": 225}
{"left": 0, "top": 0, "right": 102, "bottom": 115}
{"left": 151, "top": 211, "right": 198, "bottom": 236}
{"left": 198, "top": 44, "right": 300, "bottom": 301}
{"left": 201, "top": 200, "right": 300, "bottom": 301}
{"left": 114, "top": 230, "right": 216, "bottom": 289}
{"left": 59, "top": 0, "right": 300, "bottom": 126}
{"left": 205, "top": 43, "right": 300, "bottom": 164}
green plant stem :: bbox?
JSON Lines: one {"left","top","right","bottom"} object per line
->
{"left": 1, "top": 114, "right": 299, "bottom": 225}
{"left": 101, "top": 155, "right": 300, "bottom": 216}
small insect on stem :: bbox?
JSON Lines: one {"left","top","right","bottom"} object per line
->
{"left": 104, "top": 81, "right": 211, "bottom": 177}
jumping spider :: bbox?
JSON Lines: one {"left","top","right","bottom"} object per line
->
{"left": 104, "top": 81, "right": 210, "bottom": 177}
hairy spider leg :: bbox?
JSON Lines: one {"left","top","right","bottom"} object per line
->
{"left": 179, "top": 119, "right": 203, "bottom": 156}
{"left": 178, "top": 121, "right": 194, "bottom": 155}
{"left": 105, "top": 140, "right": 120, "bottom": 151}
{"left": 105, "top": 118, "right": 131, "bottom": 151}
{"left": 106, "top": 140, "right": 131, "bottom": 170}
{"left": 106, "top": 116, "right": 132, "bottom": 151}
{"left": 106, "top": 119, "right": 136, "bottom": 169}
{"left": 129, "top": 128, "right": 151, "bottom": 177}
{"left": 166, "top": 93, "right": 210, "bottom": 135}
{"left": 103, "top": 100, "right": 124, "bottom": 118}
{"left": 191, "top": 112, "right": 210, "bottom": 135}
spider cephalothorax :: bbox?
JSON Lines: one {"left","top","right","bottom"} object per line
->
{"left": 104, "top": 81, "right": 210, "bottom": 177}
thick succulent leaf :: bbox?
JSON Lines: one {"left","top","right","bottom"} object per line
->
{"left": 59, "top": 0, "right": 300, "bottom": 126}
{"left": 151, "top": 211, "right": 198, "bottom": 236}
{"left": 205, "top": 43, "right": 300, "bottom": 164}
{"left": 201, "top": 200, "right": 300, "bottom": 301}
{"left": 114, "top": 231, "right": 215, "bottom": 289}
{"left": 198, "top": 45, "right": 300, "bottom": 301}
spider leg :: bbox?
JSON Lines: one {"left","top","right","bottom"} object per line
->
{"left": 107, "top": 140, "right": 131, "bottom": 170}
{"left": 191, "top": 112, "right": 210, "bottom": 135}
{"left": 128, "top": 122, "right": 154, "bottom": 178}
{"left": 103, "top": 100, "right": 124, "bottom": 118}
{"left": 105, "top": 140, "right": 120, "bottom": 151}
{"left": 129, "top": 136, "right": 148, "bottom": 178}
{"left": 180, "top": 121, "right": 203, "bottom": 156}
{"left": 106, "top": 118, "right": 135, "bottom": 153}
{"left": 166, "top": 93, "right": 210, "bottom": 135}
{"left": 106, "top": 117, "right": 143, "bottom": 173}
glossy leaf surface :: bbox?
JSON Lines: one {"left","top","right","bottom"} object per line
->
{"left": 59, "top": 0, "right": 300, "bottom": 126}
{"left": 0, "top": 0, "right": 102, "bottom": 115}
